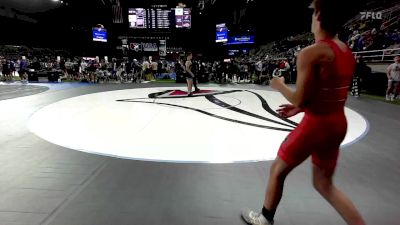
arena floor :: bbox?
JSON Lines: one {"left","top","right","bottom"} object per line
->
{"left": 0, "top": 82, "right": 399, "bottom": 225}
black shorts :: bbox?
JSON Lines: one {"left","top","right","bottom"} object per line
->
{"left": 185, "top": 73, "right": 195, "bottom": 79}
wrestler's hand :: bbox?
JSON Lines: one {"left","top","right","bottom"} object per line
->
{"left": 270, "top": 76, "right": 285, "bottom": 90}
{"left": 276, "top": 104, "right": 302, "bottom": 118}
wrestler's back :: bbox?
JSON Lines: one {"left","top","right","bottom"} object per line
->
{"left": 305, "top": 39, "right": 356, "bottom": 116}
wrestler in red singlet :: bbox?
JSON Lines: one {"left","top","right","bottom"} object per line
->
{"left": 278, "top": 38, "right": 355, "bottom": 172}
{"left": 241, "top": 0, "right": 366, "bottom": 225}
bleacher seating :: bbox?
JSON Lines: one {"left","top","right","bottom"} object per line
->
{"left": 251, "top": 2, "right": 400, "bottom": 61}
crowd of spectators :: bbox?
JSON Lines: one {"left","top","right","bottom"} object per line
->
{"left": 251, "top": 3, "right": 400, "bottom": 62}
{"left": 0, "top": 54, "right": 174, "bottom": 83}
{"left": 189, "top": 58, "right": 296, "bottom": 85}
{"left": 0, "top": 47, "right": 296, "bottom": 86}
{"left": 345, "top": 21, "right": 399, "bottom": 52}
{"left": 345, "top": 3, "right": 400, "bottom": 52}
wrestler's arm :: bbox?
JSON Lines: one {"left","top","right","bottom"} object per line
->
{"left": 276, "top": 46, "right": 317, "bottom": 108}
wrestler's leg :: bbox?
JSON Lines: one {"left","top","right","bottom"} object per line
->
{"left": 313, "top": 161, "right": 365, "bottom": 225}
{"left": 263, "top": 157, "right": 296, "bottom": 211}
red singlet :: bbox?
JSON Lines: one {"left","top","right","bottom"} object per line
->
{"left": 278, "top": 39, "right": 356, "bottom": 171}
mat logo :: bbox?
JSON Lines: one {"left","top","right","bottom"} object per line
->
{"left": 360, "top": 11, "right": 382, "bottom": 20}
{"left": 117, "top": 89, "right": 299, "bottom": 132}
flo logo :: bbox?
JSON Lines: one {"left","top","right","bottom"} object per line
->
{"left": 360, "top": 11, "right": 383, "bottom": 20}
{"left": 117, "top": 89, "right": 298, "bottom": 132}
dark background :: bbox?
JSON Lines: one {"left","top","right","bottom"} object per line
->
{"left": 0, "top": 0, "right": 392, "bottom": 57}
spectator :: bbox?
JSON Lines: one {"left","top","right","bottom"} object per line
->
{"left": 386, "top": 55, "right": 400, "bottom": 101}
{"left": 352, "top": 56, "right": 370, "bottom": 97}
{"left": 31, "top": 58, "right": 42, "bottom": 71}
{"left": 19, "top": 57, "right": 28, "bottom": 81}
{"left": 2, "top": 60, "right": 11, "bottom": 81}
{"left": 10, "top": 60, "right": 16, "bottom": 77}
{"left": 157, "top": 60, "right": 162, "bottom": 77}
{"left": 255, "top": 60, "right": 263, "bottom": 82}
{"left": 279, "top": 59, "right": 291, "bottom": 82}
{"left": 142, "top": 57, "right": 151, "bottom": 81}
{"left": 60, "top": 59, "right": 66, "bottom": 77}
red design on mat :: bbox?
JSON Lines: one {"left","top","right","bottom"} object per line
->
{"left": 197, "top": 90, "right": 213, "bottom": 94}
{"left": 169, "top": 90, "right": 215, "bottom": 96}
{"left": 170, "top": 90, "right": 188, "bottom": 96}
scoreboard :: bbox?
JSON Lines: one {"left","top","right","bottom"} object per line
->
{"left": 156, "top": 8, "right": 171, "bottom": 28}
{"left": 174, "top": 8, "right": 191, "bottom": 28}
{"left": 128, "top": 8, "right": 191, "bottom": 29}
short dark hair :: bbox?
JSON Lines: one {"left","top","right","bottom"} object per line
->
{"left": 186, "top": 52, "right": 192, "bottom": 57}
{"left": 311, "top": 0, "right": 358, "bottom": 36}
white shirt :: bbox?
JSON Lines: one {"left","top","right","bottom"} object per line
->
{"left": 256, "top": 61, "right": 263, "bottom": 71}
{"left": 283, "top": 62, "right": 291, "bottom": 71}
{"left": 151, "top": 62, "right": 158, "bottom": 71}
{"left": 80, "top": 62, "right": 87, "bottom": 71}
{"left": 142, "top": 61, "right": 150, "bottom": 71}
{"left": 388, "top": 63, "right": 400, "bottom": 81}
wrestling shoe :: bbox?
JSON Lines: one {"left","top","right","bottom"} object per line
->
{"left": 241, "top": 208, "right": 274, "bottom": 225}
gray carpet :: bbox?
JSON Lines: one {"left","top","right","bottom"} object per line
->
{"left": 0, "top": 83, "right": 398, "bottom": 225}
{"left": 0, "top": 84, "right": 49, "bottom": 101}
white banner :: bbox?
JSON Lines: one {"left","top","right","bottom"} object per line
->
{"left": 159, "top": 40, "right": 166, "bottom": 56}
{"left": 142, "top": 43, "right": 158, "bottom": 52}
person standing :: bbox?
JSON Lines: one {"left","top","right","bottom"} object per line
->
{"left": 10, "top": 60, "right": 15, "bottom": 80}
{"left": 255, "top": 60, "right": 263, "bottom": 83}
{"left": 142, "top": 57, "right": 151, "bottom": 81}
{"left": 386, "top": 55, "right": 400, "bottom": 101}
{"left": 241, "top": 0, "right": 366, "bottom": 224}
{"left": 151, "top": 58, "right": 158, "bottom": 80}
{"left": 185, "top": 52, "right": 200, "bottom": 97}
{"left": 19, "top": 57, "right": 28, "bottom": 82}
{"left": 352, "top": 55, "right": 370, "bottom": 97}
{"left": 2, "top": 60, "right": 11, "bottom": 81}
